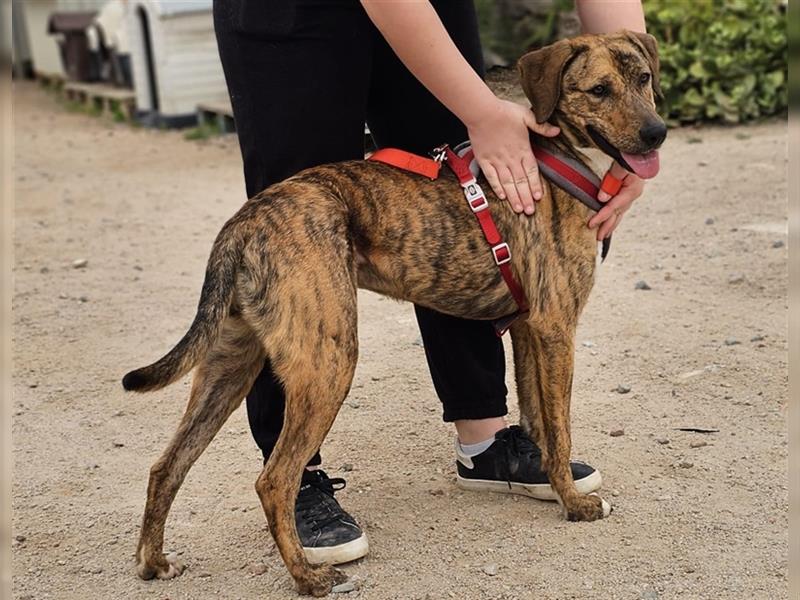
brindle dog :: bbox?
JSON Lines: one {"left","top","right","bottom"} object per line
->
{"left": 123, "top": 31, "right": 666, "bottom": 597}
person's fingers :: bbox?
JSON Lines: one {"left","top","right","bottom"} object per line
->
{"left": 523, "top": 109, "right": 560, "bottom": 137}
{"left": 498, "top": 166, "right": 523, "bottom": 213}
{"left": 509, "top": 161, "right": 535, "bottom": 215}
{"left": 597, "top": 162, "right": 630, "bottom": 202}
{"left": 588, "top": 202, "right": 615, "bottom": 230}
{"left": 521, "top": 153, "right": 544, "bottom": 203}
{"left": 480, "top": 161, "right": 505, "bottom": 200}
{"left": 598, "top": 211, "right": 622, "bottom": 240}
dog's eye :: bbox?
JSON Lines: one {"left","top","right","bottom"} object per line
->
{"left": 590, "top": 84, "right": 607, "bottom": 97}
{"left": 639, "top": 72, "right": 651, "bottom": 85}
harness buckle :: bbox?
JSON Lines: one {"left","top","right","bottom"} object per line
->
{"left": 491, "top": 243, "right": 511, "bottom": 266}
{"left": 464, "top": 182, "right": 487, "bottom": 212}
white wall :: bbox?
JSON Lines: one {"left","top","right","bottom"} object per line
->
{"left": 128, "top": 1, "right": 227, "bottom": 119}
{"left": 19, "top": 0, "right": 62, "bottom": 76}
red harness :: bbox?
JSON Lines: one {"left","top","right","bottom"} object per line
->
{"left": 368, "top": 144, "right": 623, "bottom": 335}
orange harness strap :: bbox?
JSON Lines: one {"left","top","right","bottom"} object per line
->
{"left": 368, "top": 148, "right": 442, "bottom": 180}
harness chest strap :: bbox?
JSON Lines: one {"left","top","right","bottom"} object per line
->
{"left": 442, "top": 145, "right": 529, "bottom": 316}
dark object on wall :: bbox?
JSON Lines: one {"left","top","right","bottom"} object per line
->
{"left": 47, "top": 12, "right": 99, "bottom": 82}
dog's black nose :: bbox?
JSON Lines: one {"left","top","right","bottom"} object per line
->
{"left": 639, "top": 121, "right": 667, "bottom": 148}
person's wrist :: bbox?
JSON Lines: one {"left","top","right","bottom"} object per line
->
{"left": 458, "top": 88, "right": 500, "bottom": 130}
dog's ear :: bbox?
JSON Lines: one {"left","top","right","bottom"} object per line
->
{"left": 626, "top": 31, "right": 663, "bottom": 99}
{"left": 517, "top": 39, "right": 575, "bottom": 124}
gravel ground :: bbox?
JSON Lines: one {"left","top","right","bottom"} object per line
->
{"left": 12, "top": 80, "right": 788, "bottom": 600}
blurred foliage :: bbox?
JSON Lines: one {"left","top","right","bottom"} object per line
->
{"left": 476, "top": 0, "right": 788, "bottom": 125}
{"left": 646, "top": 0, "right": 787, "bottom": 124}
{"left": 475, "top": 0, "right": 575, "bottom": 65}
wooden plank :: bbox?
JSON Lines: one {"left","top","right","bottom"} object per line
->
{"left": 63, "top": 82, "right": 135, "bottom": 103}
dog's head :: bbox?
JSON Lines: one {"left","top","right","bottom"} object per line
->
{"left": 518, "top": 31, "right": 666, "bottom": 179}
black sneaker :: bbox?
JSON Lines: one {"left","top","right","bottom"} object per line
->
{"left": 296, "top": 469, "right": 369, "bottom": 565}
{"left": 455, "top": 425, "right": 602, "bottom": 501}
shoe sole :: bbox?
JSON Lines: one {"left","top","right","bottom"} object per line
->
{"left": 456, "top": 470, "right": 603, "bottom": 501}
{"left": 304, "top": 533, "right": 369, "bottom": 566}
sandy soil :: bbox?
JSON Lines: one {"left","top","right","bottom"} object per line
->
{"left": 11, "top": 80, "right": 788, "bottom": 600}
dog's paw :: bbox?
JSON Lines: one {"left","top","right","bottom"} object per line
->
{"left": 562, "top": 493, "right": 611, "bottom": 522}
{"left": 136, "top": 551, "right": 186, "bottom": 581}
{"left": 296, "top": 564, "right": 348, "bottom": 597}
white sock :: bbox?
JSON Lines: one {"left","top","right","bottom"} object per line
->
{"left": 457, "top": 435, "right": 495, "bottom": 457}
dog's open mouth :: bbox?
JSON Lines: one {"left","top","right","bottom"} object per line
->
{"left": 587, "top": 125, "right": 660, "bottom": 179}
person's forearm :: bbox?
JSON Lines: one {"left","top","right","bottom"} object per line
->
{"left": 360, "top": 0, "right": 496, "bottom": 128}
{"left": 575, "top": 0, "right": 646, "bottom": 34}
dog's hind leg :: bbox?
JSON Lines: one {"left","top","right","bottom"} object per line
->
{"left": 135, "top": 316, "right": 264, "bottom": 580}
{"left": 525, "top": 321, "right": 611, "bottom": 522}
{"left": 252, "top": 284, "right": 358, "bottom": 596}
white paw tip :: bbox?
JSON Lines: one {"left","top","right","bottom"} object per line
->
{"left": 589, "top": 493, "right": 612, "bottom": 517}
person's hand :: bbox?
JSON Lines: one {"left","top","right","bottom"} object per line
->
{"left": 467, "top": 99, "right": 560, "bottom": 215}
{"left": 588, "top": 162, "right": 645, "bottom": 240}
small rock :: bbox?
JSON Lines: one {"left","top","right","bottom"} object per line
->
{"left": 198, "top": 572, "right": 212, "bottom": 578}
{"left": 723, "top": 338, "right": 740, "bottom": 346}
{"left": 348, "top": 402, "right": 360, "bottom": 409}
{"left": 656, "top": 495, "right": 672, "bottom": 502}
{"left": 697, "top": 160, "right": 708, "bottom": 167}
{"left": 15, "top": 534, "right": 26, "bottom": 543}
{"left": 728, "top": 274, "right": 745, "bottom": 284}
{"left": 772, "top": 240, "right": 785, "bottom": 248}
{"left": 634, "top": 280, "right": 651, "bottom": 290}
{"left": 611, "top": 489, "right": 620, "bottom": 497}
{"left": 614, "top": 384, "right": 632, "bottom": 394}
{"left": 72, "top": 259, "right": 88, "bottom": 269}
{"left": 78, "top": 295, "right": 89, "bottom": 303}
{"left": 705, "top": 217, "right": 715, "bottom": 225}
{"left": 331, "top": 581, "right": 358, "bottom": 593}
{"left": 609, "top": 428, "right": 625, "bottom": 437}
{"left": 340, "top": 463, "right": 354, "bottom": 472}
{"left": 750, "top": 335, "right": 765, "bottom": 342}
{"left": 250, "top": 562, "right": 268, "bottom": 576}
{"left": 581, "top": 341, "right": 596, "bottom": 348}
{"left": 641, "top": 589, "right": 660, "bottom": 600}
{"left": 689, "top": 441, "right": 708, "bottom": 449}
{"left": 482, "top": 563, "right": 498, "bottom": 576}
{"left": 28, "top": 383, "right": 38, "bottom": 388}
{"left": 112, "top": 441, "right": 125, "bottom": 448}
{"left": 40, "top": 266, "right": 50, "bottom": 274}
{"left": 370, "top": 376, "right": 381, "bottom": 381}
{"left": 678, "top": 461, "right": 694, "bottom": 469}
{"left": 656, "top": 438, "right": 670, "bottom": 445}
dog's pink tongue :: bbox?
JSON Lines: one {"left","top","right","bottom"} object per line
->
{"left": 621, "top": 150, "right": 660, "bottom": 179}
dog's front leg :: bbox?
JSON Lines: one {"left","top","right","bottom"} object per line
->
{"left": 510, "top": 322, "right": 547, "bottom": 459}
{"left": 525, "top": 321, "right": 610, "bottom": 521}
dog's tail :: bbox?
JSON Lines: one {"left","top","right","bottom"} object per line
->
{"left": 121, "top": 217, "right": 249, "bottom": 393}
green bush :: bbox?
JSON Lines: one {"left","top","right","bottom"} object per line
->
{"left": 645, "top": 0, "right": 787, "bottom": 124}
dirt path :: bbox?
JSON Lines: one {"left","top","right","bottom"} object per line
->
{"left": 12, "top": 80, "right": 787, "bottom": 600}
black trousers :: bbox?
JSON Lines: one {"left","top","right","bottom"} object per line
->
{"left": 214, "top": 0, "right": 508, "bottom": 465}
